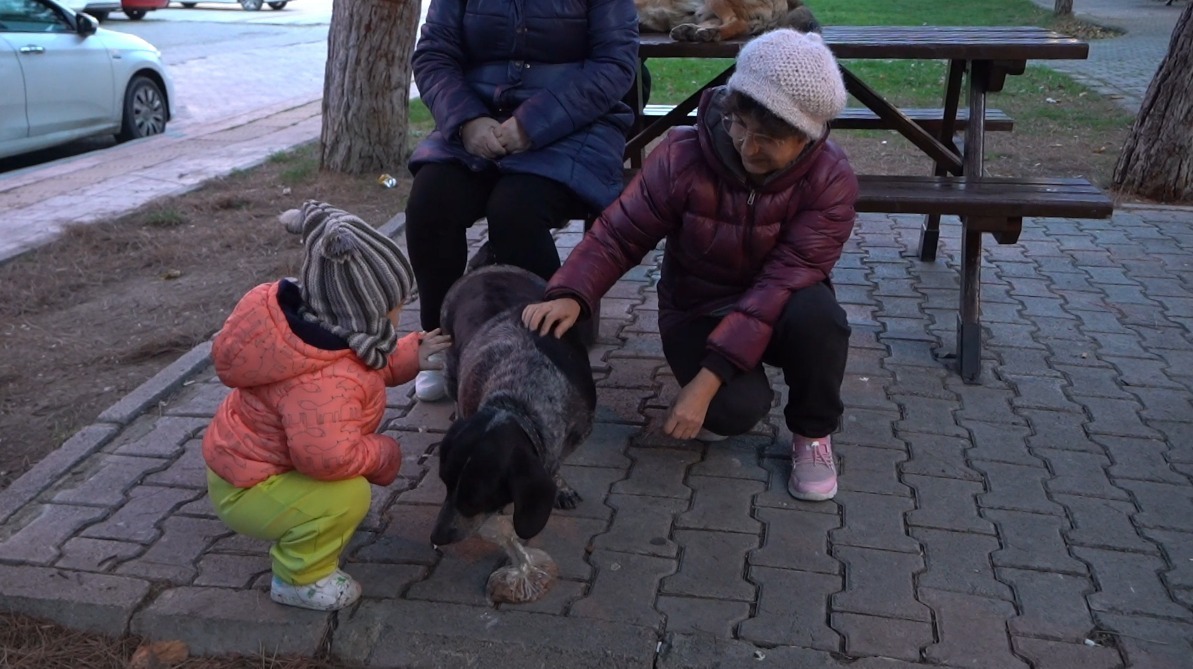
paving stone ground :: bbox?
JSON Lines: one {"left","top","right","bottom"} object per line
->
{"left": 1027, "top": 0, "right": 1183, "bottom": 113}
{"left": 2, "top": 3, "right": 1190, "bottom": 665}
{"left": 2, "top": 206, "right": 1191, "bottom": 668}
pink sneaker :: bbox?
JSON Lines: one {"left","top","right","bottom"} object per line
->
{"left": 788, "top": 435, "right": 837, "bottom": 501}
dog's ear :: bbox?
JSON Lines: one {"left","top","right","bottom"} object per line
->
{"left": 509, "top": 445, "right": 557, "bottom": 541}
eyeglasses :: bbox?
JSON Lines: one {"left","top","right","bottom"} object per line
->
{"left": 722, "top": 114, "right": 782, "bottom": 150}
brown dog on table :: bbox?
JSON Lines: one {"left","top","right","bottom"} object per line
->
{"left": 636, "top": 0, "right": 819, "bottom": 42}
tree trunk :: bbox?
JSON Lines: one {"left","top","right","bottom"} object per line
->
{"left": 321, "top": 0, "right": 421, "bottom": 175}
{"left": 1113, "top": 2, "right": 1193, "bottom": 202}
{"left": 1054, "top": 0, "right": 1073, "bottom": 16}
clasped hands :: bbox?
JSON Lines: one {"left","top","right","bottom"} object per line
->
{"left": 523, "top": 298, "right": 723, "bottom": 441}
{"left": 460, "top": 116, "right": 531, "bottom": 159}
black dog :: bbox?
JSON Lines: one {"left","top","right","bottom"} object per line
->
{"left": 430, "top": 265, "right": 596, "bottom": 546}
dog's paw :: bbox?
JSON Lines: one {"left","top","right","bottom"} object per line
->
{"left": 694, "top": 26, "right": 722, "bottom": 42}
{"left": 669, "top": 23, "right": 699, "bottom": 41}
{"left": 555, "top": 486, "right": 582, "bottom": 510}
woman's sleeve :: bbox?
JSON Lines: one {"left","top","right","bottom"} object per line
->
{"left": 544, "top": 134, "right": 683, "bottom": 316}
{"left": 412, "top": 0, "right": 493, "bottom": 140}
{"left": 513, "top": 0, "right": 638, "bottom": 148}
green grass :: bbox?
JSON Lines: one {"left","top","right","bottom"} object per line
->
{"left": 143, "top": 207, "right": 188, "bottom": 229}
{"left": 646, "top": 0, "right": 1109, "bottom": 116}
{"left": 813, "top": 0, "right": 1051, "bottom": 27}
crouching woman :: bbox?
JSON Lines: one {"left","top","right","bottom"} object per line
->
{"left": 523, "top": 29, "right": 858, "bottom": 501}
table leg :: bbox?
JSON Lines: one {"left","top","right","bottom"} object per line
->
{"left": 919, "top": 59, "right": 965, "bottom": 262}
{"left": 957, "top": 227, "right": 983, "bottom": 383}
{"left": 955, "top": 61, "right": 991, "bottom": 383}
{"left": 623, "top": 65, "right": 734, "bottom": 168}
{"left": 840, "top": 66, "right": 963, "bottom": 175}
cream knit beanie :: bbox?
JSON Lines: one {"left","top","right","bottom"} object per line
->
{"left": 727, "top": 29, "right": 847, "bottom": 141}
{"left": 280, "top": 200, "right": 414, "bottom": 369}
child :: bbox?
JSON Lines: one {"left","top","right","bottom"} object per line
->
{"left": 523, "top": 29, "right": 857, "bottom": 501}
{"left": 202, "top": 200, "right": 451, "bottom": 611}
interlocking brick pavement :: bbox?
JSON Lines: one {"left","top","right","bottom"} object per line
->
{"left": 2, "top": 194, "right": 1193, "bottom": 666}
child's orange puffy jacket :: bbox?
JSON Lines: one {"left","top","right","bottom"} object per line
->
{"left": 202, "top": 282, "right": 420, "bottom": 488}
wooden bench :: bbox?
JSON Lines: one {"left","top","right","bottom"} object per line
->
{"left": 571, "top": 172, "right": 1112, "bottom": 381}
{"left": 853, "top": 175, "right": 1112, "bottom": 381}
{"left": 640, "top": 104, "right": 1015, "bottom": 134}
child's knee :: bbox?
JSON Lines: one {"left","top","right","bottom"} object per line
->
{"left": 334, "top": 476, "right": 372, "bottom": 526}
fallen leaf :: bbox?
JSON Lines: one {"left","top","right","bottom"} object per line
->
{"left": 128, "top": 640, "right": 189, "bottom": 669}
{"left": 162, "top": 269, "right": 182, "bottom": 280}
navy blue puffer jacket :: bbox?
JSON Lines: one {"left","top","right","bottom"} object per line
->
{"left": 408, "top": 0, "right": 639, "bottom": 211}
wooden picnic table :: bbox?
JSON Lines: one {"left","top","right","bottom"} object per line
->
{"left": 624, "top": 26, "right": 1112, "bottom": 383}
{"left": 630, "top": 26, "right": 1089, "bottom": 177}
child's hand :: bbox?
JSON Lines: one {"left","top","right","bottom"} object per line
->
{"left": 418, "top": 328, "right": 452, "bottom": 369}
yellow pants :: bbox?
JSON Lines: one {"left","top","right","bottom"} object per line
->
{"left": 206, "top": 468, "right": 370, "bottom": 586}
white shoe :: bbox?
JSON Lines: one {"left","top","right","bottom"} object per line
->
{"left": 415, "top": 368, "right": 447, "bottom": 402}
{"left": 696, "top": 427, "right": 728, "bottom": 443}
{"left": 270, "top": 569, "right": 361, "bottom": 611}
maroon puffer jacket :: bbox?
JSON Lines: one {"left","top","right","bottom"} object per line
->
{"left": 545, "top": 87, "right": 858, "bottom": 374}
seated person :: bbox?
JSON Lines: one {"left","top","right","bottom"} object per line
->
{"left": 523, "top": 29, "right": 858, "bottom": 501}
{"left": 403, "top": 0, "right": 639, "bottom": 402}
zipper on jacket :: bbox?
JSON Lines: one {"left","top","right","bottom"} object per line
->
{"left": 743, "top": 189, "right": 758, "bottom": 262}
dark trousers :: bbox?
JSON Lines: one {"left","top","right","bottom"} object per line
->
{"left": 405, "top": 162, "right": 580, "bottom": 330}
{"left": 661, "top": 282, "right": 850, "bottom": 439}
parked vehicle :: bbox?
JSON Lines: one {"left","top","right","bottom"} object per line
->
{"left": 58, "top": 0, "right": 119, "bottom": 20}
{"left": 122, "top": 0, "right": 168, "bottom": 20}
{"left": 175, "top": 0, "right": 288, "bottom": 10}
{"left": 0, "top": 0, "right": 175, "bottom": 160}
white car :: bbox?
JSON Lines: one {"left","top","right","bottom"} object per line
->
{"left": 175, "top": 0, "right": 290, "bottom": 11}
{"left": 0, "top": 0, "right": 174, "bottom": 160}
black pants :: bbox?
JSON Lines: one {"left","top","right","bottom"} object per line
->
{"left": 405, "top": 162, "right": 580, "bottom": 330}
{"left": 661, "top": 282, "right": 850, "bottom": 439}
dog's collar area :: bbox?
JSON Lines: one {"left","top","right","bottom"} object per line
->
{"left": 487, "top": 400, "right": 548, "bottom": 461}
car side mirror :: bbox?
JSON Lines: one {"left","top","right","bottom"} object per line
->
{"left": 76, "top": 12, "right": 98, "bottom": 36}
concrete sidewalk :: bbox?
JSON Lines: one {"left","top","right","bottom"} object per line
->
{"left": 1, "top": 207, "right": 1192, "bottom": 667}
{"left": 1027, "top": 0, "right": 1182, "bottom": 112}
{"left": 0, "top": 96, "right": 322, "bottom": 264}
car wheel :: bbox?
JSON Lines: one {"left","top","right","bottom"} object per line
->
{"left": 240, "top": 0, "right": 263, "bottom": 10}
{"left": 125, "top": 8, "right": 147, "bottom": 19}
{"left": 89, "top": 9, "right": 108, "bottom": 20}
{"left": 267, "top": 1, "right": 286, "bottom": 8}
{"left": 116, "top": 76, "right": 168, "bottom": 142}
{"left": 181, "top": 2, "right": 196, "bottom": 6}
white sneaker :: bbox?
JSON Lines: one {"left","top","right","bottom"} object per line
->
{"left": 270, "top": 569, "right": 361, "bottom": 611}
{"left": 696, "top": 427, "right": 728, "bottom": 443}
{"left": 415, "top": 367, "right": 447, "bottom": 402}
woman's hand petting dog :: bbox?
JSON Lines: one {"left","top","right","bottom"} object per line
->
{"left": 522, "top": 297, "right": 581, "bottom": 338}
{"left": 418, "top": 328, "right": 452, "bottom": 369}
{"left": 460, "top": 117, "right": 507, "bottom": 159}
{"left": 664, "top": 368, "right": 723, "bottom": 440}
{"left": 494, "top": 117, "right": 532, "bottom": 155}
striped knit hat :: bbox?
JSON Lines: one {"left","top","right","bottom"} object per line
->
{"left": 280, "top": 200, "right": 414, "bottom": 369}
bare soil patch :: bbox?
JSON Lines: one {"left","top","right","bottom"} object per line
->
{"left": 0, "top": 49, "right": 1137, "bottom": 662}
{"left": 0, "top": 147, "right": 410, "bottom": 492}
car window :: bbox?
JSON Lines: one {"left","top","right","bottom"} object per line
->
{"left": 0, "top": 0, "right": 73, "bottom": 33}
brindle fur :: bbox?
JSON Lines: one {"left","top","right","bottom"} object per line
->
{"left": 430, "top": 266, "right": 596, "bottom": 546}
{"left": 636, "top": 0, "right": 819, "bottom": 42}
